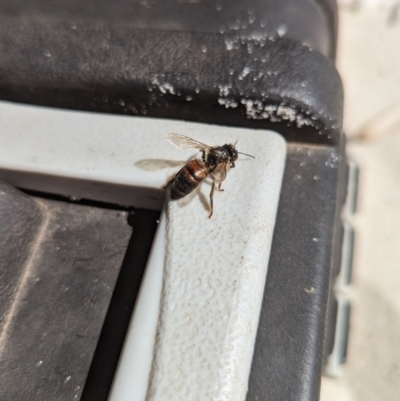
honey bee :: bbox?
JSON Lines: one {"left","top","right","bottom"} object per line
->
{"left": 164, "top": 133, "right": 254, "bottom": 217}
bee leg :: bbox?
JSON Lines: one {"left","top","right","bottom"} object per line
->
{"left": 218, "top": 183, "right": 224, "bottom": 192}
{"left": 163, "top": 175, "right": 176, "bottom": 189}
{"left": 209, "top": 182, "right": 215, "bottom": 218}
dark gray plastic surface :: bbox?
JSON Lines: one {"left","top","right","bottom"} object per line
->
{"left": 0, "top": 183, "right": 132, "bottom": 401}
{"left": 0, "top": 0, "right": 336, "bottom": 59}
{"left": 0, "top": 22, "right": 342, "bottom": 145}
{"left": 247, "top": 142, "right": 347, "bottom": 401}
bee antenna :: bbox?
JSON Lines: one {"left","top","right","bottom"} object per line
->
{"left": 238, "top": 152, "right": 255, "bottom": 159}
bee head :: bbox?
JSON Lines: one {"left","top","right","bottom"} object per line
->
{"left": 222, "top": 144, "right": 238, "bottom": 168}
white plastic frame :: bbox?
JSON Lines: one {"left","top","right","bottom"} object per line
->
{"left": 0, "top": 101, "right": 286, "bottom": 401}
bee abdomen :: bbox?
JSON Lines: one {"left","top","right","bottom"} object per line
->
{"left": 171, "top": 159, "right": 207, "bottom": 199}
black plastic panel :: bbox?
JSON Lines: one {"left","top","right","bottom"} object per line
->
{"left": 81, "top": 209, "right": 160, "bottom": 401}
{"left": 247, "top": 141, "right": 347, "bottom": 401}
{"left": 0, "top": 21, "right": 342, "bottom": 145}
{"left": 0, "top": 182, "right": 132, "bottom": 401}
{"left": 0, "top": 0, "right": 342, "bottom": 145}
{"left": 0, "top": 0, "right": 336, "bottom": 59}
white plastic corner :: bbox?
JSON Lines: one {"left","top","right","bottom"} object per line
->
{"left": 110, "top": 130, "right": 286, "bottom": 401}
{"left": 0, "top": 101, "right": 286, "bottom": 401}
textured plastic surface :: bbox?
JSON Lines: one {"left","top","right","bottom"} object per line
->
{"left": 0, "top": 184, "right": 43, "bottom": 331}
{"left": 81, "top": 209, "right": 161, "bottom": 401}
{"left": 0, "top": 18, "right": 343, "bottom": 145}
{"left": 108, "top": 214, "right": 167, "bottom": 401}
{"left": 110, "top": 131, "right": 286, "bottom": 401}
{"left": 0, "top": 0, "right": 336, "bottom": 59}
{"left": 0, "top": 100, "right": 286, "bottom": 401}
{"left": 0, "top": 100, "right": 169, "bottom": 209}
{"left": 0, "top": 100, "right": 286, "bottom": 210}
{"left": 155, "top": 133, "right": 285, "bottom": 401}
{"left": 247, "top": 141, "right": 347, "bottom": 401}
{"left": 0, "top": 182, "right": 132, "bottom": 401}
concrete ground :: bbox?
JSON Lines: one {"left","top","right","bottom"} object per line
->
{"left": 320, "top": 1, "right": 400, "bottom": 400}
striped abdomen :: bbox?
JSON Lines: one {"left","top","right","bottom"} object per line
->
{"left": 171, "top": 159, "right": 208, "bottom": 199}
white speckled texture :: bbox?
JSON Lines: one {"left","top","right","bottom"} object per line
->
{"left": 0, "top": 100, "right": 286, "bottom": 401}
{"left": 147, "top": 131, "right": 286, "bottom": 401}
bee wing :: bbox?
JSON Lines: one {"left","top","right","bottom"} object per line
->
{"left": 166, "top": 133, "right": 212, "bottom": 151}
{"left": 211, "top": 161, "right": 228, "bottom": 183}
